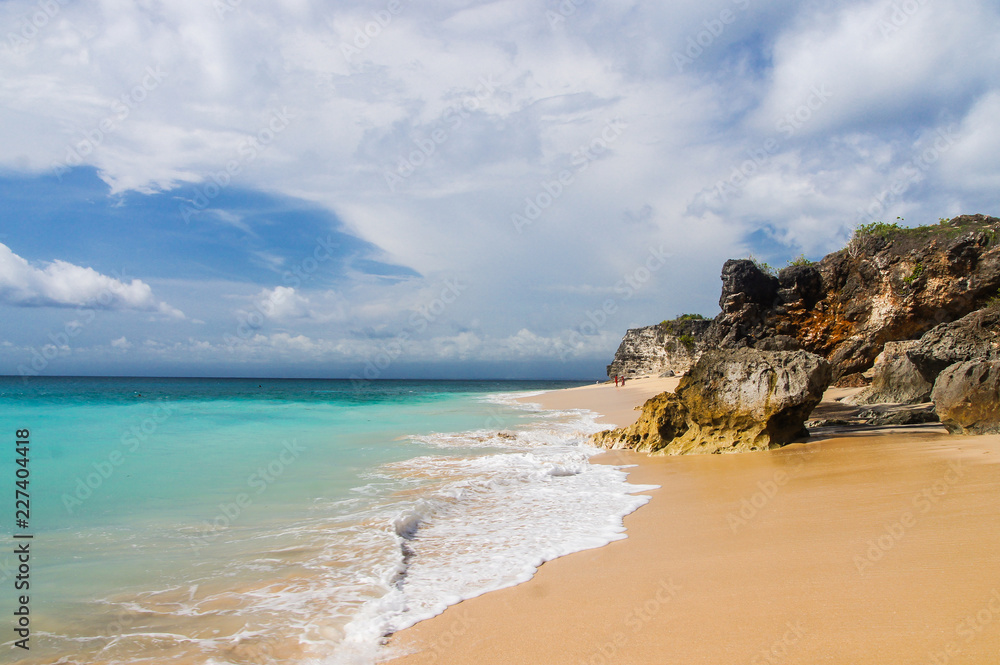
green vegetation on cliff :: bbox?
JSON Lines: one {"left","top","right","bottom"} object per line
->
{"left": 850, "top": 215, "right": 1000, "bottom": 256}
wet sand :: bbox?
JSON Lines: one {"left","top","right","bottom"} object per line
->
{"left": 386, "top": 381, "right": 1000, "bottom": 664}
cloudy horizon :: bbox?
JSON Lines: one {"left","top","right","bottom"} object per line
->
{"left": 1, "top": 0, "right": 998, "bottom": 379}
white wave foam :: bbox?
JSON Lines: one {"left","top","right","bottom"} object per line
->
{"left": 325, "top": 402, "right": 657, "bottom": 664}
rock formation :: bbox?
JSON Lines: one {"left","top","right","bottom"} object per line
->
{"left": 907, "top": 307, "right": 1000, "bottom": 383}
{"left": 704, "top": 215, "right": 1000, "bottom": 378}
{"left": 600, "top": 214, "right": 1000, "bottom": 446}
{"left": 931, "top": 360, "right": 1000, "bottom": 435}
{"left": 592, "top": 349, "right": 832, "bottom": 455}
{"left": 606, "top": 215, "right": 1000, "bottom": 383}
{"left": 606, "top": 318, "right": 711, "bottom": 378}
{"left": 843, "top": 340, "right": 932, "bottom": 405}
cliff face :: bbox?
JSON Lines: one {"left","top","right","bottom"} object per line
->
{"left": 708, "top": 214, "right": 1000, "bottom": 378}
{"left": 606, "top": 318, "right": 711, "bottom": 378}
{"left": 606, "top": 215, "right": 1000, "bottom": 380}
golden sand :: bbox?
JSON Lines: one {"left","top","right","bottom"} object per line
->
{"left": 516, "top": 376, "right": 681, "bottom": 427}
{"left": 387, "top": 381, "right": 1000, "bottom": 664}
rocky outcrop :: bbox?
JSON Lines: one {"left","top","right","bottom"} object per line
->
{"left": 843, "top": 340, "right": 932, "bottom": 405}
{"left": 907, "top": 307, "right": 1000, "bottom": 383}
{"left": 706, "top": 215, "right": 1000, "bottom": 379}
{"left": 592, "top": 349, "right": 832, "bottom": 455}
{"left": 806, "top": 402, "right": 939, "bottom": 429}
{"left": 606, "top": 318, "right": 711, "bottom": 378}
{"left": 931, "top": 360, "right": 1000, "bottom": 434}
{"left": 704, "top": 259, "right": 782, "bottom": 348}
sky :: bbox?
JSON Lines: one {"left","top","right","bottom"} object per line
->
{"left": 0, "top": 0, "right": 998, "bottom": 380}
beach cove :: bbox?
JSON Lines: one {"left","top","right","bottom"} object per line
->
{"left": 387, "top": 377, "right": 1000, "bottom": 664}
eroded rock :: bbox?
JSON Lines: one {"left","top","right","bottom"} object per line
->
{"left": 844, "top": 340, "right": 932, "bottom": 405}
{"left": 931, "top": 360, "right": 1000, "bottom": 435}
{"left": 908, "top": 307, "right": 1000, "bottom": 383}
{"left": 592, "top": 349, "right": 832, "bottom": 455}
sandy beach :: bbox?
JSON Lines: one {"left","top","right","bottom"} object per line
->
{"left": 387, "top": 380, "right": 1000, "bottom": 664}
{"left": 518, "top": 376, "right": 681, "bottom": 427}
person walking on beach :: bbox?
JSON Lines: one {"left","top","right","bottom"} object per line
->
{"left": 614, "top": 375, "right": 619, "bottom": 387}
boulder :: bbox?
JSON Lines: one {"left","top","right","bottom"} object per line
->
{"left": 931, "top": 360, "right": 1000, "bottom": 435}
{"left": 591, "top": 391, "right": 688, "bottom": 453}
{"left": 907, "top": 307, "right": 1000, "bottom": 383}
{"left": 844, "top": 340, "right": 932, "bottom": 405}
{"left": 592, "top": 349, "right": 832, "bottom": 455}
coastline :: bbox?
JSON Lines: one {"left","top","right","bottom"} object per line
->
{"left": 385, "top": 381, "right": 1000, "bottom": 664}
{"left": 516, "top": 376, "right": 681, "bottom": 427}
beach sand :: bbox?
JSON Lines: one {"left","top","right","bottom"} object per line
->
{"left": 517, "top": 376, "right": 681, "bottom": 427}
{"left": 386, "top": 381, "right": 1000, "bottom": 664}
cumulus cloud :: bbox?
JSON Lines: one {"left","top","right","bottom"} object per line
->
{"left": 1, "top": 0, "right": 999, "bottom": 376}
{"left": 0, "top": 243, "right": 185, "bottom": 317}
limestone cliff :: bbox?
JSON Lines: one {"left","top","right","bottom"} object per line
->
{"left": 706, "top": 214, "right": 1000, "bottom": 378}
{"left": 606, "top": 214, "right": 999, "bottom": 382}
{"left": 606, "top": 318, "right": 711, "bottom": 378}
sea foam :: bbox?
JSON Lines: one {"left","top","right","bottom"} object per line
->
{"left": 327, "top": 399, "right": 657, "bottom": 664}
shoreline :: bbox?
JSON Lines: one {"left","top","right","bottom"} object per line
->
{"left": 515, "top": 375, "right": 681, "bottom": 427}
{"left": 386, "top": 380, "right": 1000, "bottom": 664}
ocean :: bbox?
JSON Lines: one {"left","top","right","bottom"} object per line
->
{"left": 0, "top": 377, "right": 653, "bottom": 664}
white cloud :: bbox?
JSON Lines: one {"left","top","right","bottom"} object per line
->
{"left": 110, "top": 336, "right": 131, "bottom": 350}
{"left": 750, "top": 0, "right": 1000, "bottom": 136}
{"left": 257, "top": 286, "right": 311, "bottom": 320}
{"left": 1, "top": 0, "right": 999, "bottom": 376}
{"left": 0, "top": 243, "right": 185, "bottom": 318}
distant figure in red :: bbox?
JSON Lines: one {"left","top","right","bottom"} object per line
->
{"left": 621, "top": 376, "right": 626, "bottom": 386}
{"left": 614, "top": 375, "right": 619, "bottom": 387}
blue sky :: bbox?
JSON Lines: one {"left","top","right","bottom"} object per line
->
{"left": 1, "top": 0, "right": 999, "bottom": 379}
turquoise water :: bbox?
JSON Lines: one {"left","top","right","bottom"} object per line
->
{"left": 0, "top": 377, "right": 652, "bottom": 664}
